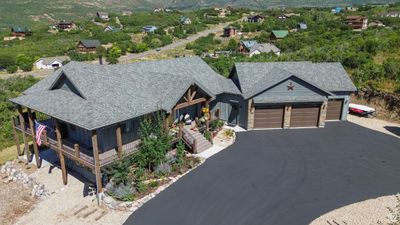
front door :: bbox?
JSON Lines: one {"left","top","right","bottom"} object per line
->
{"left": 228, "top": 103, "right": 239, "bottom": 125}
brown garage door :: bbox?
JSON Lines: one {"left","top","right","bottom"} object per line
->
{"left": 290, "top": 104, "right": 320, "bottom": 127}
{"left": 254, "top": 105, "right": 284, "bottom": 128}
{"left": 326, "top": 99, "right": 343, "bottom": 121}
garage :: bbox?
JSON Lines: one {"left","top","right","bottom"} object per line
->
{"left": 326, "top": 99, "right": 343, "bottom": 121}
{"left": 290, "top": 104, "right": 320, "bottom": 128}
{"left": 254, "top": 105, "right": 284, "bottom": 129}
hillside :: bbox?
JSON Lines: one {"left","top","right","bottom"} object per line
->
{"left": 0, "top": 0, "right": 397, "bottom": 28}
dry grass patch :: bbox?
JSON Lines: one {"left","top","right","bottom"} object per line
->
{"left": 0, "top": 145, "right": 19, "bottom": 165}
{"left": 0, "top": 176, "right": 36, "bottom": 225}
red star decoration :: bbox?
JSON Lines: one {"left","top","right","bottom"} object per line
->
{"left": 287, "top": 82, "right": 295, "bottom": 91}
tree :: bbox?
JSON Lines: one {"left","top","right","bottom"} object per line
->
{"left": 16, "top": 54, "right": 34, "bottom": 72}
{"left": 383, "top": 58, "right": 400, "bottom": 80}
{"left": 134, "top": 111, "right": 172, "bottom": 170}
{"left": 106, "top": 46, "right": 122, "bottom": 64}
{"left": 226, "top": 39, "right": 237, "bottom": 51}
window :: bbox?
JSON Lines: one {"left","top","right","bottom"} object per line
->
{"left": 122, "top": 121, "right": 134, "bottom": 134}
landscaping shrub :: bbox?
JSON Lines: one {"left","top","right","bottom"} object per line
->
{"left": 210, "top": 119, "right": 224, "bottom": 131}
{"left": 175, "top": 140, "right": 185, "bottom": 166}
{"left": 203, "top": 130, "right": 212, "bottom": 142}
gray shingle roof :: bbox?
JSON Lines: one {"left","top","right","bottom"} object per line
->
{"left": 234, "top": 61, "right": 357, "bottom": 99}
{"left": 249, "top": 43, "right": 280, "bottom": 54}
{"left": 79, "top": 40, "right": 101, "bottom": 48}
{"left": 11, "top": 57, "right": 240, "bottom": 130}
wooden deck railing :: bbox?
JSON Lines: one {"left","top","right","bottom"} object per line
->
{"left": 12, "top": 118, "right": 140, "bottom": 168}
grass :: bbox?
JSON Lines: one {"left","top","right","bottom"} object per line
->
{"left": 0, "top": 145, "right": 19, "bottom": 165}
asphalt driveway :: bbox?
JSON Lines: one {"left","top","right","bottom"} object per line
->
{"left": 124, "top": 122, "right": 400, "bottom": 225}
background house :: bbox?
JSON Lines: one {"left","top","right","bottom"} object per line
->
{"left": 180, "top": 16, "right": 192, "bottom": 25}
{"left": 56, "top": 20, "right": 75, "bottom": 31}
{"left": 35, "top": 56, "right": 70, "bottom": 70}
{"left": 297, "top": 23, "right": 308, "bottom": 30}
{"left": 11, "top": 26, "right": 30, "bottom": 37}
{"left": 345, "top": 16, "right": 368, "bottom": 30}
{"left": 143, "top": 25, "right": 158, "bottom": 33}
{"left": 247, "top": 15, "right": 264, "bottom": 23}
{"left": 239, "top": 40, "right": 258, "bottom": 53}
{"left": 77, "top": 39, "right": 101, "bottom": 53}
{"left": 271, "top": 30, "right": 288, "bottom": 40}
{"left": 96, "top": 12, "right": 109, "bottom": 21}
{"left": 249, "top": 43, "right": 281, "bottom": 57}
{"left": 223, "top": 26, "right": 237, "bottom": 37}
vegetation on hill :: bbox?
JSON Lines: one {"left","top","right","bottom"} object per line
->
{"left": 0, "top": 0, "right": 397, "bottom": 28}
{"left": 195, "top": 4, "right": 400, "bottom": 93}
{"left": 0, "top": 76, "right": 39, "bottom": 150}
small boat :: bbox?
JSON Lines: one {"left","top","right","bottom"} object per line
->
{"left": 349, "top": 103, "right": 375, "bottom": 117}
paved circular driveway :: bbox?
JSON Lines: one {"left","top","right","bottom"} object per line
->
{"left": 125, "top": 122, "right": 400, "bottom": 225}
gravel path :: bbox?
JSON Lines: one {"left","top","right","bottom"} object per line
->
{"left": 14, "top": 164, "right": 131, "bottom": 225}
{"left": 348, "top": 114, "right": 400, "bottom": 138}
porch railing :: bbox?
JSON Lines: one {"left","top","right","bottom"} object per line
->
{"left": 12, "top": 117, "right": 140, "bottom": 168}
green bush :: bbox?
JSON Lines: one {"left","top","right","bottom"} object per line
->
{"left": 6, "top": 65, "right": 18, "bottom": 74}
{"left": 210, "top": 119, "right": 224, "bottom": 131}
{"left": 175, "top": 140, "right": 185, "bottom": 166}
{"left": 203, "top": 130, "right": 212, "bottom": 142}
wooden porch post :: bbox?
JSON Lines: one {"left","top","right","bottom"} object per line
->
{"left": 116, "top": 125, "right": 123, "bottom": 159}
{"left": 55, "top": 120, "right": 68, "bottom": 185}
{"left": 91, "top": 130, "right": 103, "bottom": 205}
{"left": 205, "top": 102, "right": 210, "bottom": 132}
{"left": 27, "top": 108, "right": 41, "bottom": 168}
{"left": 17, "top": 105, "right": 30, "bottom": 163}
{"left": 11, "top": 116, "right": 22, "bottom": 156}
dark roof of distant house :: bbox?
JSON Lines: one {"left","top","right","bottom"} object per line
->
{"left": 79, "top": 40, "right": 101, "bottom": 48}
{"left": 248, "top": 15, "right": 264, "bottom": 19}
{"left": 11, "top": 26, "right": 28, "bottom": 32}
{"left": 233, "top": 62, "right": 357, "bottom": 99}
{"left": 11, "top": 57, "right": 240, "bottom": 130}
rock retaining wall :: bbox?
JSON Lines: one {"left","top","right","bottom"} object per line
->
{"left": 355, "top": 88, "right": 400, "bottom": 120}
{"left": 1, "top": 161, "right": 50, "bottom": 199}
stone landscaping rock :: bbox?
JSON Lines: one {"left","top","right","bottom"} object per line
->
{"left": 0, "top": 161, "right": 51, "bottom": 199}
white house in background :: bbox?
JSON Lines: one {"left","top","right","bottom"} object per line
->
{"left": 249, "top": 43, "right": 281, "bottom": 57}
{"left": 34, "top": 56, "right": 70, "bottom": 70}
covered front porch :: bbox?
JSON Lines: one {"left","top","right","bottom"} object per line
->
{"left": 11, "top": 105, "right": 142, "bottom": 201}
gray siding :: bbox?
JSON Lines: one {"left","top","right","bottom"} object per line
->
{"left": 255, "top": 77, "right": 327, "bottom": 99}
{"left": 98, "top": 117, "right": 141, "bottom": 152}
{"left": 210, "top": 94, "right": 247, "bottom": 128}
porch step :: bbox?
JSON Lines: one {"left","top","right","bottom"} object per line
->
{"left": 182, "top": 128, "right": 212, "bottom": 153}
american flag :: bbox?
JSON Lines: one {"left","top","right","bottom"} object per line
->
{"left": 34, "top": 120, "right": 46, "bottom": 146}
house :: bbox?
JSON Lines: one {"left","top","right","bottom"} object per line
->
{"left": 122, "top": 10, "right": 132, "bottom": 16}
{"left": 56, "top": 21, "right": 75, "bottom": 31}
{"left": 143, "top": 25, "right": 158, "bottom": 33}
{"left": 277, "top": 13, "right": 300, "bottom": 20}
{"left": 346, "top": 6, "right": 358, "bottom": 11}
{"left": 11, "top": 26, "right": 30, "bottom": 37}
{"left": 271, "top": 30, "right": 289, "bottom": 40}
{"left": 34, "top": 56, "right": 70, "bottom": 70}
{"left": 180, "top": 16, "right": 192, "bottom": 25}
{"left": 77, "top": 40, "right": 101, "bottom": 53}
{"left": 380, "top": 12, "right": 400, "bottom": 18}
{"left": 223, "top": 26, "right": 237, "bottom": 37}
{"left": 297, "top": 23, "right": 308, "bottom": 30}
{"left": 239, "top": 40, "right": 258, "bottom": 53}
{"left": 331, "top": 7, "right": 343, "bottom": 14}
{"left": 96, "top": 12, "right": 109, "bottom": 21}
{"left": 249, "top": 43, "right": 281, "bottom": 57}
{"left": 154, "top": 8, "right": 163, "bottom": 13}
{"left": 104, "top": 26, "right": 121, "bottom": 32}
{"left": 247, "top": 15, "right": 265, "bottom": 23}
{"left": 368, "top": 20, "right": 384, "bottom": 28}
{"left": 9, "top": 58, "right": 356, "bottom": 203}
{"left": 9, "top": 57, "right": 356, "bottom": 198}
{"left": 345, "top": 16, "right": 368, "bottom": 30}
